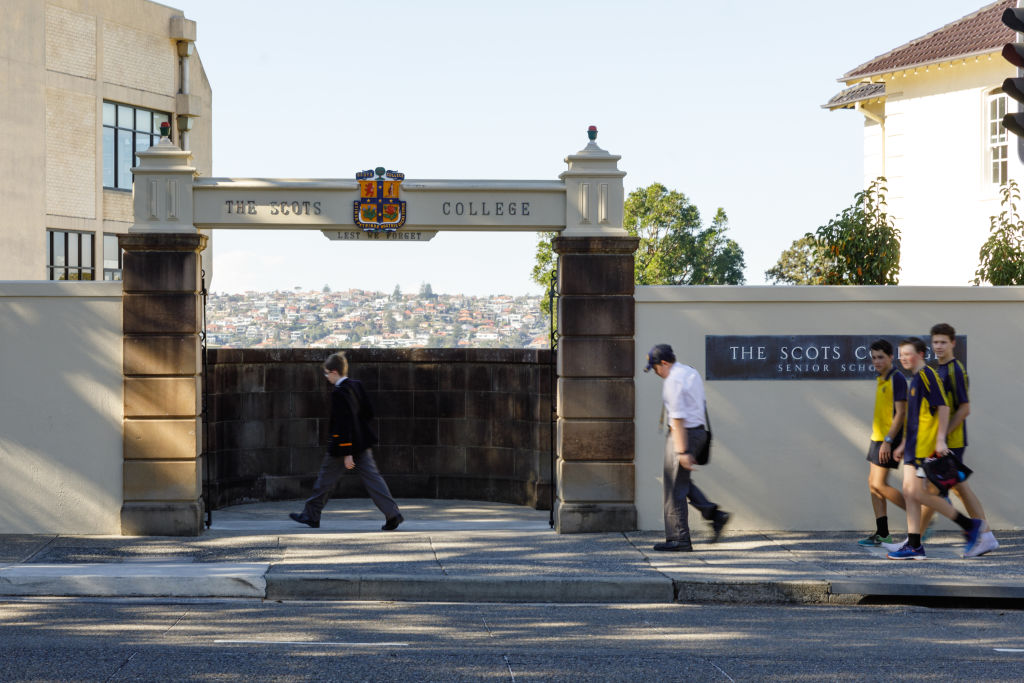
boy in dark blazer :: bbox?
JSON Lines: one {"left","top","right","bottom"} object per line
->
{"left": 290, "top": 352, "right": 403, "bottom": 530}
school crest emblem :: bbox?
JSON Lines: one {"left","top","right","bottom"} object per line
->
{"left": 353, "top": 167, "right": 406, "bottom": 232}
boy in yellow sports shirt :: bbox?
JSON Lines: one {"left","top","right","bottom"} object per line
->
{"left": 887, "top": 338, "right": 986, "bottom": 560}
{"left": 918, "top": 323, "right": 997, "bottom": 557}
{"left": 857, "top": 339, "right": 907, "bottom": 547}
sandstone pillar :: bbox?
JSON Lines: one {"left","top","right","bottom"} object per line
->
{"left": 119, "top": 131, "right": 204, "bottom": 535}
{"left": 554, "top": 128, "right": 638, "bottom": 532}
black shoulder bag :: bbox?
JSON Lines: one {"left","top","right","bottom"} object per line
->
{"left": 695, "top": 403, "right": 712, "bottom": 466}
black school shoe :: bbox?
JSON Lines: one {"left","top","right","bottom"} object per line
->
{"left": 653, "top": 540, "right": 693, "bottom": 552}
{"left": 382, "top": 514, "right": 404, "bottom": 531}
{"left": 289, "top": 512, "right": 320, "bottom": 529}
{"left": 711, "top": 511, "right": 730, "bottom": 542}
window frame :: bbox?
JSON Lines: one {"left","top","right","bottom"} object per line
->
{"left": 102, "top": 101, "right": 171, "bottom": 191}
{"left": 102, "top": 233, "right": 124, "bottom": 281}
{"left": 987, "top": 91, "right": 1009, "bottom": 187}
{"left": 47, "top": 229, "right": 95, "bottom": 281}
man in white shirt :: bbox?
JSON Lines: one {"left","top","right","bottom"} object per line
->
{"left": 645, "top": 344, "right": 729, "bottom": 551}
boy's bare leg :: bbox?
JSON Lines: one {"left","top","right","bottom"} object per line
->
{"left": 920, "top": 480, "right": 986, "bottom": 532}
{"left": 869, "top": 464, "right": 905, "bottom": 513}
{"left": 902, "top": 476, "right": 923, "bottom": 535}
{"left": 913, "top": 475, "right": 986, "bottom": 530}
{"left": 951, "top": 481, "right": 986, "bottom": 522}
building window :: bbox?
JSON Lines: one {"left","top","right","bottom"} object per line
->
{"left": 103, "top": 233, "right": 123, "bottom": 281}
{"left": 47, "top": 230, "right": 95, "bottom": 281}
{"left": 102, "top": 102, "right": 170, "bottom": 190}
{"left": 988, "top": 93, "right": 1008, "bottom": 186}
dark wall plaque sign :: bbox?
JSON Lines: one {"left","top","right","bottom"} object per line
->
{"left": 704, "top": 335, "right": 967, "bottom": 380}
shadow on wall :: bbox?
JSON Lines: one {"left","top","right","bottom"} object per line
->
{"left": 0, "top": 284, "right": 124, "bottom": 534}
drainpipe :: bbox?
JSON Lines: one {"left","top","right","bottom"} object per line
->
{"left": 170, "top": 15, "right": 198, "bottom": 151}
{"left": 855, "top": 101, "right": 885, "bottom": 177}
{"left": 176, "top": 40, "right": 194, "bottom": 151}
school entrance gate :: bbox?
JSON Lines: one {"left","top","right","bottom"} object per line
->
{"left": 122, "top": 128, "right": 638, "bottom": 535}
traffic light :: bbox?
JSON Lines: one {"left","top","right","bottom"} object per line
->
{"left": 1001, "top": 7, "right": 1024, "bottom": 139}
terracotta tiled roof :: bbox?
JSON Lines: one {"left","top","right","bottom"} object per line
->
{"left": 841, "top": 0, "right": 1015, "bottom": 81}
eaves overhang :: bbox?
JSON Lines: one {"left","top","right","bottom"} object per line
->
{"left": 821, "top": 82, "right": 886, "bottom": 111}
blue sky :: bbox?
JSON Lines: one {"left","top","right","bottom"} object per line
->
{"left": 169, "top": 0, "right": 989, "bottom": 295}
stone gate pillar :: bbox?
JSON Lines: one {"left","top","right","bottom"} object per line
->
{"left": 554, "top": 129, "right": 639, "bottom": 532}
{"left": 119, "top": 131, "right": 204, "bottom": 535}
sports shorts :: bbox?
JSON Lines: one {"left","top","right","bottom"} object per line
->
{"left": 866, "top": 440, "right": 900, "bottom": 469}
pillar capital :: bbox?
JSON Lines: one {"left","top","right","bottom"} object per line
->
{"left": 559, "top": 126, "right": 628, "bottom": 238}
{"left": 130, "top": 137, "right": 197, "bottom": 234}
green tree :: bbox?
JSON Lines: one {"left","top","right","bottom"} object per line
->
{"left": 766, "top": 178, "right": 900, "bottom": 285}
{"left": 531, "top": 234, "right": 557, "bottom": 316}
{"left": 418, "top": 282, "right": 436, "bottom": 299}
{"left": 391, "top": 284, "right": 402, "bottom": 301}
{"left": 686, "top": 208, "right": 746, "bottom": 285}
{"left": 626, "top": 184, "right": 745, "bottom": 285}
{"left": 765, "top": 233, "right": 827, "bottom": 285}
{"left": 974, "top": 179, "right": 1024, "bottom": 285}
{"left": 814, "top": 177, "right": 900, "bottom": 285}
{"left": 530, "top": 183, "right": 746, "bottom": 306}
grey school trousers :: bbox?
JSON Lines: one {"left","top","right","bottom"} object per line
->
{"left": 301, "top": 448, "right": 400, "bottom": 522}
{"left": 663, "top": 427, "right": 718, "bottom": 542}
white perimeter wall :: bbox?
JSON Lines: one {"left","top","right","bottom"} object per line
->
{"left": 0, "top": 282, "right": 123, "bottom": 533}
{"left": 635, "top": 285, "right": 1024, "bottom": 532}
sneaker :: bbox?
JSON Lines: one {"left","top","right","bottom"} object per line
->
{"left": 858, "top": 533, "right": 895, "bottom": 546}
{"left": 711, "top": 511, "right": 730, "bottom": 543}
{"left": 964, "top": 530, "right": 999, "bottom": 558}
{"left": 882, "top": 537, "right": 908, "bottom": 552}
{"left": 921, "top": 525, "right": 934, "bottom": 542}
{"left": 887, "top": 543, "right": 926, "bottom": 560}
{"left": 963, "top": 518, "right": 985, "bottom": 555}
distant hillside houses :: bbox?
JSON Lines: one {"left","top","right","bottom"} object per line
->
{"left": 205, "top": 287, "right": 550, "bottom": 349}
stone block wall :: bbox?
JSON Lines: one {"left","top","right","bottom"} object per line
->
{"left": 205, "top": 348, "right": 554, "bottom": 510}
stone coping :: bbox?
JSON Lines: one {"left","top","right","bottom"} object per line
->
{"left": 0, "top": 282, "right": 123, "bottom": 297}
{"left": 207, "top": 347, "right": 554, "bottom": 364}
{"left": 637, "top": 285, "right": 1024, "bottom": 303}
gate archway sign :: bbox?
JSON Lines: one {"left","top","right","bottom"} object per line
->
{"left": 121, "top": 128, "right": 639, "bottom": 535}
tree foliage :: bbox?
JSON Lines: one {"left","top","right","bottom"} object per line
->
{"left": 531, "top": 234, "right": 556, "bottom": 316}
{"left": 625, "top": 184, "right": 745, "bottom": 285}
{"left": 765, "top": 177, "right": 900, "bottom": 285}
{"left": 814, "top": 178, "right": 900, "bottom": 285}
{"left": 531, "top": 183, "right": 746, "bottom": 305}
{"left": 764, "top": 233, "right": 826, "bottom": 285}
{"left": 974, "top": 179, "right": 1024, "bottom": 285}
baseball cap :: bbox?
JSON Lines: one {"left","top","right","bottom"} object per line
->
{"left": 644, "top": 344, "right": 675, "bottom": 372}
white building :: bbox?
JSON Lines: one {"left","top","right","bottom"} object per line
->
{"left": 824, "top": 0, "right": 1020, "bottom": 285}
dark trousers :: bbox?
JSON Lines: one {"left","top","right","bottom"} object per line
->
{"left": 663, "top": 428, "right": 718, "bottom": 542}
{"left": 302, "top": 448, "right": 400, "bottom": 521}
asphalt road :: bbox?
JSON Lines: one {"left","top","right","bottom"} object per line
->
{"left": 2, "top": 598, "right": 1024, "bottom": 681}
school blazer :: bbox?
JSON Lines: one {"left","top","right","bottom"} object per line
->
{"left": 327, "top": 378, "right": 378, "bottom": 457}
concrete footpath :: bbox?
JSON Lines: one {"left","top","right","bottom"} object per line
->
{"left": 1, "top": 500, "right": 1021, "bottom": 605}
